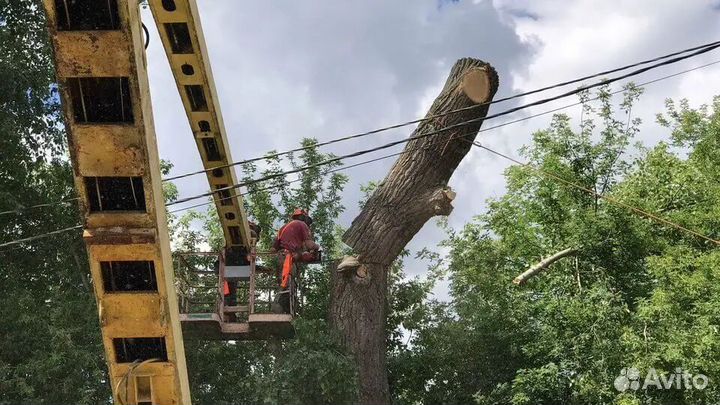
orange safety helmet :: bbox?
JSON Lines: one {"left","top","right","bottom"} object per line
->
{"left": 291, "top": 208, "right": 308, "bottom": 219}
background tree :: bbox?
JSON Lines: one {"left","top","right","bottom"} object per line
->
{"left": 390, "top": 89, "right": 720, "bottom": 405}
{"left": 4, "top": 1, "right": 720, "bottom": 404}
{"left": 0, "top": 1, "right": 109, "bottom": 403}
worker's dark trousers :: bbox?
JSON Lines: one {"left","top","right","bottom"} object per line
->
{"left": 224, "top": 282, "right": 237, "bottom": 306}
{"left": 273, "top": 253, "right": 292, "bottom": 314}
{"left": 278, "top": 290, "right": 290, "bottom": 314}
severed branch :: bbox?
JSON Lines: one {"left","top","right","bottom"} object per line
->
{"left": 513, "top": 247, "right": 578, "bottom": 285}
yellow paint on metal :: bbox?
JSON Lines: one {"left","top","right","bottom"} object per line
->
{"left": 73, "top": 125, "right": 146, "bottom": 177}
{"left": 42, "top": 0, "right": 192, "bottom": 403}
{"left": 110, "top": 362, "right": 179, "bottom": 405}
{"left": 148, "top": 0, "right": 253, "bottom": 250}
{"left": 148, "top": 0, "right": 295, "bottom": 344}
{"left": 53, "top": 31, "right": 131, "bottom": 77}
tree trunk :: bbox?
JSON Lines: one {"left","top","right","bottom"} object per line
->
{"left": 330, "top": 58, "right": 499, "bottom": 404}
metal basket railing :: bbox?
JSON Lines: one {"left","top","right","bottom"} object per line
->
{"left": 175, "top": 250, "right": 301, "bottom": 320}
{"left": 175, "top": 252, "right": 222, "bottom": 315}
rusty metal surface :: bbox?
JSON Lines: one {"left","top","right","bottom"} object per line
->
{"left": 179, "top": 314, "right": 295, "bottom": 340}
{"left": 54, "top": 31, "right": 132, "bottom": 77}
{"left": 42, "top": 0, "right": 192, "bottom": 403}
{"left": 101, "top": 294, "right": 166, "bottom": 336}
{"left": 108, "top": 362, "right": 178, "bottom": 405}
{"left": 83, "top": 227, "right": 157, "bottom": 245}
{"left": 73, "top": 125, "right": 145, "bottom": 177}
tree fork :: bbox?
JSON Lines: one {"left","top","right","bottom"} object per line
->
{"left": 330, "top": 58, "right": 499, "bottom": 404}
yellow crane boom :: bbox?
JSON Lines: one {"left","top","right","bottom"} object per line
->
{"left": 42, "top": 0, "right": 191, "bottom": 403}
{"left": 146, "top": 0, "right": 295, "bottom": 341}
{"left": 147, "top": 0, "right": 253, "bottom": 251}
{"left": 42, "top": 0, "right": 295, "bottom": 401}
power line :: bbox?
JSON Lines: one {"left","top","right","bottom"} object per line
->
{"left": 0, "top": 197, "right": 79, "bottom": 217}
{"left": 0, "top": 134, "right": 477, "bottom": 247}
{"left": 462, "top": 59, "right": 720, "bottom": 139}
{"left": 7, "top": 57, "right": 720, "bottom": 218}
{"left": 167, "top": 150, "right": 405, "bottom": 214}
{"left": 7, "top": 128, "right": 717, "bottom": 251}
{"left": 166, "top": 43, "right": 720, "bottom": 208}
{"left": 0, "top": 225, "right": 83, "bottom": 249}
{"left": 3, "top": 57, "right": 720, "bottom": 249}
{"left": 4, "top": 58, "right": 719, "bottom": 232}
{"left": 464, "top": 139, "right": 720, "bottom": 246}
{"left": 168, "top": 130, "right": 481, "bottom": 214}
{"left": 167, "top": 81, "right": 623, "bottom": 214}
{"left": 161, "top": 39, "right": 720, "bottom": 183}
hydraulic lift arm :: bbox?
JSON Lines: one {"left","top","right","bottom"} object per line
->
{"left": 147, "top": 0, "right": 294, "bottom": 341}
{"left": 147, "top": 0, "right": 253, "bottom": 252}
{"left": 42, "top": 0, "right": 191, "bottom": 403}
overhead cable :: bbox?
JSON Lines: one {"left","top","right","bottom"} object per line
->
{"left": 464, "top": 139, "right": 720, "bottom": 246}
{"left": 8, "top": 58, "right": 720, "bottom": 217}
{"left": 3, "top": 57, "right": 720, "bottom": 249}
{"left": 0, "top": 197, "right": 79, "bottom": 217}
{"left": 166, "top": 43, "right": 720, "bottom": 207}
{"left": 167, "top": 130, "right": 480, "bottom": 214}
{"left": 162, "top": 39, "right": 720, "bottom": 182}
{"left": 0, "top": 225, "right": 83, "bottom": 249}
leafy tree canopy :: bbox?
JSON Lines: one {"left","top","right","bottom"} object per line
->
{"left": 3, "top": 2, "right": 720, "bottom": 404}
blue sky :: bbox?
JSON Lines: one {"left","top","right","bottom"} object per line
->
{"left": 141, "top": 0, "right": 720, "bottom": 298}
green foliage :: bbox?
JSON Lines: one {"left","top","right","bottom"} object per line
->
{"left": 391, "top": 89, "right": 720, "bottom": 404}
{"left": 260, "top": 319, "right": 358, "bottom": 405}
{"left": 5, "top": 2, "right": 720, "bottom": 403}
{"left": 170, "top": 139, "right": 358, "bottom": 404}
{"left": 0, "top": 1, "right": 110, "bottom": 403}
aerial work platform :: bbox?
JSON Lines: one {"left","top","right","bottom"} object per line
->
{"left": 180, "top": 313, "right": 295, "bottom": 340}
{"left": 145, "top": 0, "right": 300, "bottom": 343}
{"left": 176, "top": 250, "right": 298, "bottom": 341}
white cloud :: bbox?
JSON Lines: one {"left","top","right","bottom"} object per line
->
{"left": 141, "top": 0, "right": 530, "bottom": 246}
{"left": 141, "top": 1, "right": 720, "bottom": 300}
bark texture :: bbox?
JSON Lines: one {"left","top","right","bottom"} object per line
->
{"left": 330, "top": 58, "right": 499, "bottom": 404}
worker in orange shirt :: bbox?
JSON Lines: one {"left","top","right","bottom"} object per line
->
{"left": 272, "top": 208, "right": 319, "bottom": 313}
